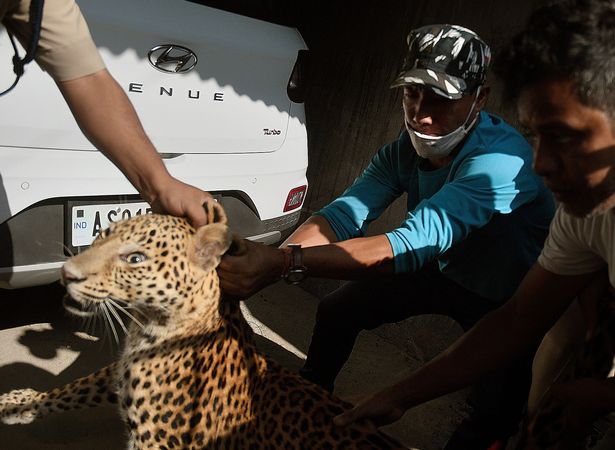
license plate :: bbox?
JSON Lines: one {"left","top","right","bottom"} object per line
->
{"left": 70, "top": 202, "right": 152, "bottom": 247}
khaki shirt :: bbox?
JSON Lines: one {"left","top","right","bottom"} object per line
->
{"left": 1, "top": 0, "right": 105, "bottom": 81}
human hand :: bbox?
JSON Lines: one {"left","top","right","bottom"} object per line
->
{"left": 217, "top": 239, "right": 285, "bottom": 298}
{"left": 333, "top": 387, "right": 406, "bottom": 428}
{"left": 148, "top": 177, "right": 213, "bottom": 228}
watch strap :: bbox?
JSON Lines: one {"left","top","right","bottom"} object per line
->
{"left": 281, "top": 244, "right": 307, "bottom": 282}
{"left": 281, "top": 247, "right": 293, "bottom": 278}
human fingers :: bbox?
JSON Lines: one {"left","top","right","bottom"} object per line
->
{"left": 334, "top": 390, "right": 405, "bottom": 428}
{"left": 148, "top": 179, "right": 213, "bottom": 227}
{"left": 183, "top": 188, "right": 214, "bottom": 228}
{"left": 218, "top": 267, "right": 251, "bottom": 297}
{"left": 333, "top": 407, "right": 359, "bottom": 427}
{"left": 218, "top": 243, "right": 284, "bottom": 297}
{"left": 217, "top": 250, "right": 263, "bottom": 297}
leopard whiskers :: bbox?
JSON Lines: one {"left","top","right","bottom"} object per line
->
{"left": 108, "top": 297, "right": 148, "bottom": 315}
{"left": 106, "top": 298, "right": 145, "bottom": 330}
{"left": 102, "top": 314, "right": 115, "bottom": 351}
{"left": 94, "top": 310, "right": 104, "bottom": 339}
{"left": 104, "top": 300, "right": 129, "bottom": 335}
{"left": 84, "top": 311, "right": 95, "bottom": 336}
{"left": 100, "top": 302, "right": 120, "bottom": 346}
{"left": 51, "top": 240, "right": 75, "bottom": 258}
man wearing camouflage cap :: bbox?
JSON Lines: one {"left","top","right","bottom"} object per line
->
{"left": 219, "top": 24, "right": 554, "bottom": 447}
{"left": 392, "top": 24, "right": 491, "bottom": 101}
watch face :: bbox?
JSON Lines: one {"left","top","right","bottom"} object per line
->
{"left": 286, "top": 268, "right": 306, "bottom": 284}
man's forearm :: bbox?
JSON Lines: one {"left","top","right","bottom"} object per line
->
{"left": 56, "top": 69, "right": 172, "bottom": 204}
{"left": 332, "top": 294, "right": 547, "bottom": 428}
{"left": 280, "top": 215, "right": 396, "bottom": 277}
{"left": 390, "top": 265, "right": 597, "bottom": 411}
{"left": 551, "top": 377, "right": 615, "bottom": 412}
{"left": 302, "top": 234, "right": 395, "bottom": 279}
{"left": 281, "top": 215, "right": 339, "bottom": 248}
{"left": 218, "top": 231, "right": 395, "bottom": 297}
{"left": 392, "top": 302, "right": 536, "bottom": 409}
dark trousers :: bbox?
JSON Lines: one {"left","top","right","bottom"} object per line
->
{"left": 300, "top": 270, "right": 532, "bottom": 449}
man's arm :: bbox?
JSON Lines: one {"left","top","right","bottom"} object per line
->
{"left": 333, "top": 263, "right": 599, "bottom": 427}
{"left": 57, "top": 69, "right": 212, "bottom": 227}
{"left": 218, "top": 226, "right": 395, "bottom": 297}
{"left": 280, "top": 215, "right": 340, "bottom": 247}
{"left": 550, "top": 377, "right": 615, "bottom": 411}
{"left": 280, "top": 215, "right": 395, "bottom": 274}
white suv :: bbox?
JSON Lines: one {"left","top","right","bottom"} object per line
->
{"left": 0, "top": 0, "right": 308, "bottom": 288}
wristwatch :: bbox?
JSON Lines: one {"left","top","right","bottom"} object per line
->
{"left": 282, "top": 244, "right": 308, "bottom": 284}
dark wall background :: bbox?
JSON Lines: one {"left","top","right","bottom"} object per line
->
{"left": 196, "top": 0, "right": 546, "bottom": 232}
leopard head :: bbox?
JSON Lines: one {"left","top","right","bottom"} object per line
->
{"left": 61, "top": 202, "right": 234, "bottom": 333}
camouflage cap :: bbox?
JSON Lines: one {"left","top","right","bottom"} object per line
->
{"left": 391, "top": 24, "right": 491, "bottom": 99}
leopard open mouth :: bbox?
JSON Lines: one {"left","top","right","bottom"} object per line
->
{"left": 62, "top": 294, "right": 96, "bottom": 318}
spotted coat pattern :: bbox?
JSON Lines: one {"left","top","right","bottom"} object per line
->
{"left": 0, "top": 203, "right": 406, "bottom": 450}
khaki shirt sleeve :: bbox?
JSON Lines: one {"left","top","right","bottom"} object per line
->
{"left": 538, "top": 205, "right": 606, "bottom": 276}
{"left": 2, "top": 0, "right": 105, "bottom": 81}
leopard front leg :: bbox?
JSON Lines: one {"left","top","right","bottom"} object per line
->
{"left": 0, "top": 363, "right": 118, "bottom": 424}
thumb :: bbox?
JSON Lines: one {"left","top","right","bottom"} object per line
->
{"left": 333, "top": 409, "right": 356, "bottom": 427}
{"left": 187, "top": 207, "right": 209, "bottom": 229}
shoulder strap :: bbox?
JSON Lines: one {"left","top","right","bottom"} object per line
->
{"left": 0, "top": 0, "right": 46, "bottom": 96}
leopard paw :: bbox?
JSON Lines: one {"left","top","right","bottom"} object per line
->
{"left": 0, "top": 388, "right": 42, "bottom": 424}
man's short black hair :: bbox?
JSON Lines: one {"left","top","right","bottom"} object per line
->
{"left": 494, "top": 0, "right": 615, "bottom": 114}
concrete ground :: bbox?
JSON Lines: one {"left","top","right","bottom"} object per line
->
{"left": 0, "top": 281, "right": 468, "bottom": 450}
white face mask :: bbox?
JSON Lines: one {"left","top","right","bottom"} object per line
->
{"left": 407, "top": 87, "right": 481, "bottom": 159}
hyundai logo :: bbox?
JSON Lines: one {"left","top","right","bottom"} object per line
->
{"left": 148, "top": 44, "right": 197, "bottom": 74}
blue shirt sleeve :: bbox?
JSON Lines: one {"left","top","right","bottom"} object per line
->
{"left": 386, "top": 149, "right": 540, "bottom": 273}
{"left": 316, "top": 141, "right": 405, "bottom": 241}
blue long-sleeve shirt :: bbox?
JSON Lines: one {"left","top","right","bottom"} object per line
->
{"left": 316, "top": 112, "right": 555, "bottom": 301}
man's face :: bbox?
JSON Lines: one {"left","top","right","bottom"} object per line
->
{"left": 402, "top": 85, "right": 485, "bottom": 136}
{"left": 518, "top": 78, "right": 615, "bottom": 217}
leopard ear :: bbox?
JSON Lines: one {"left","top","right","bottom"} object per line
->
{"left": 190, "top": 223, "right": 232, "bottom": 269}
{"left": 202, "top": 200, "right": 227, "bottom": 225}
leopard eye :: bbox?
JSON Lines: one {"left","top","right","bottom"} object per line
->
{"left": 122, "top": 252, "right": 147, "bottom": 264}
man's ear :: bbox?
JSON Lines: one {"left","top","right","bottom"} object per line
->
{"left": 190, "top": 223, "right": 232, "bottom": 269}
{"left": 476, "top": 85, "right": 490, "bottom": 110}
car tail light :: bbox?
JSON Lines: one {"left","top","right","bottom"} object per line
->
{"left": 283, "top": 185, "right": 307, "bottom": 212}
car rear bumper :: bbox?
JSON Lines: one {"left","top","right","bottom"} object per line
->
{"left": 0, "top": 194, "right": 301, "bottom": 289}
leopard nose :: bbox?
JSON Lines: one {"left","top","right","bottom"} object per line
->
{"left": 61, "top": 263, "right": 85, "bottom": 285}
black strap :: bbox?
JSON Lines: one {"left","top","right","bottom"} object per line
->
{"left": 0, "top": 0, "right": 45, "bottom": 96}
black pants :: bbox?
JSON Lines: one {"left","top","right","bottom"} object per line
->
{"left": 300, "top": 270, "right": 532, "bottom": 449}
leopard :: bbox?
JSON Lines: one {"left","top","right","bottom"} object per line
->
{"left": 0, "top": 202, "right": 406, "bottom": 450}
